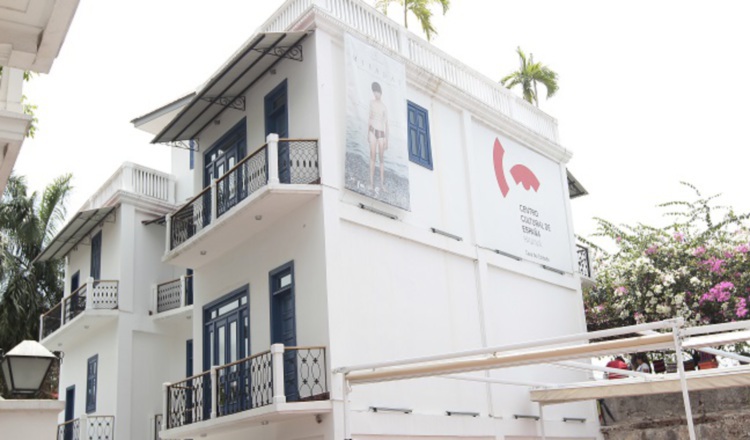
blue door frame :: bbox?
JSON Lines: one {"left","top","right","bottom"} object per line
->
{"left": 64, "top": 385, "right": 75, "bottom": 440}
{"left": 264, "top": 80, "right": 290, "bottom": 183}
{"left": 90, "top": 231, "right": 101, "bottom": 280}
{"left": 269, "top": 261, "right": 298, "bottom": 401}
{"left": 203, "top": 287, "right": 250, "bottom": 416}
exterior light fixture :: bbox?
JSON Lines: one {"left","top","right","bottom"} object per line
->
{"left": 446, "top": 411, "right": 479, "bottom": 417}
{"left": 358, "top": 203, "right": 397, "bottom": 220}
{"left": 369, "top": 406, "right": 412, "bottom": 414}
{"left": 513, "top": 414, "right": 540, "bottom": 421}
{"left": 0, "top": 340, "right": 60, "bottom": 396}
{"left": 563, "top": 417, "right": 586, "bottom": 423}
{"left": 495, "top": 249, "right": 521, "bottom": 261}
{"left": 430, "top": 227, "right": 462, "bottom": 241}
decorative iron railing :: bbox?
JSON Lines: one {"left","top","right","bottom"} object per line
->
{"left": 216, "top": 350, "right": 273, "bottom": 417}
{"left": 41, "top": 302, "right": 63, "bottom": 339}
{"left": 577, "top": 244, "right": 592, "bottom": 278}
{"left": 258, "top": 0, "right": 559, "bottom": 142}
{"left": 166, "top": 371, "right": 211, "bottom": 429}
{"left": 216, "top": 146, "right": 268, "bottom": 217}
{"left": 170, "top": 186, "right": 211, "bottom": 250}
{"left": 40, "top": 279, "right": 119, "bottom": 340}
{"left": 163, "top": 345, "right": 328, "bottom": 430}
{"left": 63, "top": 284, "right": 88, "bottom": 323}
{"left": 287, "top": 346, "right": 328, "bottom": 401}
{"left": 168, "top": 138, "right": 319, "bottom": 251}
{"left": 57, "top": 416, "right": 115, "bottom": 440}
{"left": 156, "top": 279, "right": 180, "bottom": 313}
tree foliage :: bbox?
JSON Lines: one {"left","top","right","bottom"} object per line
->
{"left": 500, "top": 47, "right": 559, "bottom": 107}
{"left": 376, "top": 0, "right": 450, "bottom": 41}
{"left": 0, "top": 174, "right": 72, "bottom": 352}
{"left": 583, "top": 183, "right": 750, "bottom": 335}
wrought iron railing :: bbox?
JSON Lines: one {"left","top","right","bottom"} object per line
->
{"left": 168, "top": 139, "right": 319, "bottom": 251}
{"left": 41, "top": 279, "right": 119, "bottom": 340}
{"left": 287, "top": 346, "right": 329, "bottom": 401}
{"left": 216, "top": 146, "right": 268, "bottom": 217}
{"left": 57, "top": 416, "right": 115, "bottom": 440}
{"left": 170, "top": 186, "right": 211, "bottom": 250}
{"left": 41, "top": 302, "right": 63, "bottom": 339}
{"left": 166, "top": 371, "right": 211, "bottom": 429}
{"left": 63, "top": 284, "right": 88, "bottom": 323}
{"left": 156, "top": 279, "right": 182, "bottom": 313}
{"left": 163, "top": 345, "right": 328, "bottom": 430}
{"left": 216, "top": 350, "right": 273, "bottom": 417}
{"left": 577, "top": 244, "right": 592, "bottom": 278}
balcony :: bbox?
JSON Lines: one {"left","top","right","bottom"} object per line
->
{"left": 161, "top": 345, "right": 329, "bottom": 439}
{"left": 57, "top": 415, "right": 115, "bottom": 440}
{"left": 39, "top": 278, "right": 119, "bottom": 348}
{"left": 151, "top": 274, "right": 193, "bottom": 320}
{"left": 81, "top": 162, "right": 176, "bottom": 210}
{"left": 164, "top": 136, "right": 320, "bottom": 268}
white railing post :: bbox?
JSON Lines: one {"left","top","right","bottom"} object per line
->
{"left": 398, "top": 27, "right": 410, "bottom": 58}
{"left": 180, "top": 275, "right": 187, "bottom": 307}
{"left": 210, "top": 179, "right": 218, "bottom": 222}
{"left": 164, "top": 213, "right": 172, "bottom": 253}
{"left": 39, "top": 313, "right": 44, "bottom": 341}
{"left": 85, "top": 277, "right": 94, "bottom": 310}
{"left": 162, "top": 383, "right": 170, "bottom": 430}
{"left": 168, "top": 177, "right": 176, "bottom": 204}
{"left": 122, "top": 163, "right": 135, "bottom": 194}
{"left": 271, "top": 343, "right": 287, "bottom": 404}
{"left": 60, "top": 298, "right": 65, "bottom": 324}
{"left": 210, "top": 367, "right": 218, "bottom": 419}
{"left": 267, "top": 133, "right": 280, "bottom": 185}
{"left": 151, "top": 285, "right": 157, "bottom": 315}
{"left": 79, "top": 414, "right": 88, "bottom": 440}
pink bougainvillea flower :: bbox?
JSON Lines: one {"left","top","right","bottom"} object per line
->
{"left": 736, "top": 298, "right": 748, "bottom": 318}
{"left": 693, "top": 246, "right": 707, "bottom": 257}
{"left": 645, "top": 245, "right": 658, "bottom": 255}
{"left": 674, "top": 232, "right": 684, "bottom": 242}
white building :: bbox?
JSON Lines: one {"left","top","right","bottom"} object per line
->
{"left": 0, "top": 0, "right": 80, "bottom": 192}
{"left": 38, "top": 1, "right": 598, "bottom": 439}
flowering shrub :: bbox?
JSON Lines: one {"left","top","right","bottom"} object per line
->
{"left": 583, "top": 183, "right": 750, "bottom": 332}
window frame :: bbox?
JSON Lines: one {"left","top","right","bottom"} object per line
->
{"left": 407, "top": 101, "right": 433, "bottom": 170}
{"left": 86, "top": 354, "right": 98, "bottom": 414}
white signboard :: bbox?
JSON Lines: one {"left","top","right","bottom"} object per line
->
{"left": 344, "top": 34, "right": 410, "bottom": 210}
{"left": 472, "top": 121, "right": 573, "bottom": 272}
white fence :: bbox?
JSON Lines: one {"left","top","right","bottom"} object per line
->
{"left": 82, "top": 162, "right": 176, "bottom": 210}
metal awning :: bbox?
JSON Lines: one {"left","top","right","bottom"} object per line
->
{"left": 33, "top": 206, "right": 116, "bottom": 263}
{"left": 152, "top": 31, "right": 308, "bottom": 145}
{"left": 567, "top": 170, "right": 588, "bottom": 199}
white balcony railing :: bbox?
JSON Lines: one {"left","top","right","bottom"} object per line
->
{"left": 57, "top": 415, "right": 115, "bottom": 440}
{"left": 40, "top": 278, "right": 119, "bottom": 340}
{"left": 81, "top": 162, "right": 176, "bottom": 210}
{"left": 258, "top": 0, "right": 559, "bottom": 143}
{"left": 152, "top": 275, "right": 193, "bottom": 315}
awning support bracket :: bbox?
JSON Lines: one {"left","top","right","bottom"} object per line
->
{"left": 253, "top": 44, "right": 303, "bottom": 62}
{"left": 199, "top": 95, "right": 246, "bottom": 112}
{"left": 160, "top": 140, "right": 198, "bottom": 151}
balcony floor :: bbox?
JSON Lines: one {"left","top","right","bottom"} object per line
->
{"left": 161, "top": 400, "right": 332, "bottom": 439}
{"left": 165, "top": 183, "right": 321, "bottom": 268}
{"left": 41, "top": 310, "right": 118, "bottom": 350}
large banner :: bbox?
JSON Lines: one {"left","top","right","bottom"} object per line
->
{"left": 344, "top": 34, "right": 410, "bottom": 210}
{"left": 472, "top": 120, "right": 574, "bottom": 273}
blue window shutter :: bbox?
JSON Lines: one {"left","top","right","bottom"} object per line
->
{"left": 86, "top": 355, "right": 98, "bottom": 413}
{"left": 407, "top": 101, "right": 433, "bottom": 169}
{"left": 189, "top": 140, "right": 195, "bottom": 170}
{"left": 90, "top": 231, "right": 102, "bottom": 280}
{"left": 186, "top": 340, "right": 193, "bottom": 377}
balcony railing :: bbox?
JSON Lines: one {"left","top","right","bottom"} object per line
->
{"left": 57, "top": 415, "right": 115, "bottom": 440}
{"left": 40, "top": 278, "right": 119, "bottom": 340}
{"left": 81, "top": 162, "right": 176, "bottom": 211}
{"left": 168, "top": 135, "right": 319, "bottom": 251}
{"left": 258, "top": 0, "right": 559, "bottom": 143}
{"left": 164, "top": 345, "right": 328, "bottom": 430}
{"left": 577, "top": 244, "right": 592, "bottom": 278}
{"left": 153, "top": 274, "right": 193, "bottom": 315}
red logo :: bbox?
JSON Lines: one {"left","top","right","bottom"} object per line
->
{"left": 493, "top": 138, "right": 540, "bottom": 198}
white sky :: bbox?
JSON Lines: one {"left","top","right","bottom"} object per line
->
{"left": 14, "top": 0, "right": 750, "bottom": 239}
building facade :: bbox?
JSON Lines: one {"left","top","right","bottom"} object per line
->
{"left": 39, "top": 1, "right": 599, "bottom": 439}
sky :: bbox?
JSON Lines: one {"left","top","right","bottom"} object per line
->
{"left": 14, "top": 0, "right": 750, "bottom": 242}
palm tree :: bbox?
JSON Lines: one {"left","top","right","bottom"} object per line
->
{"left": 0, "top": 174, "right": 72, "bottom": 352}
{"left": 500, "top": 47, "right": 559, "bottom": 107}
{"left": 375, "top": 0, "right": 450, "bottom": 41}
